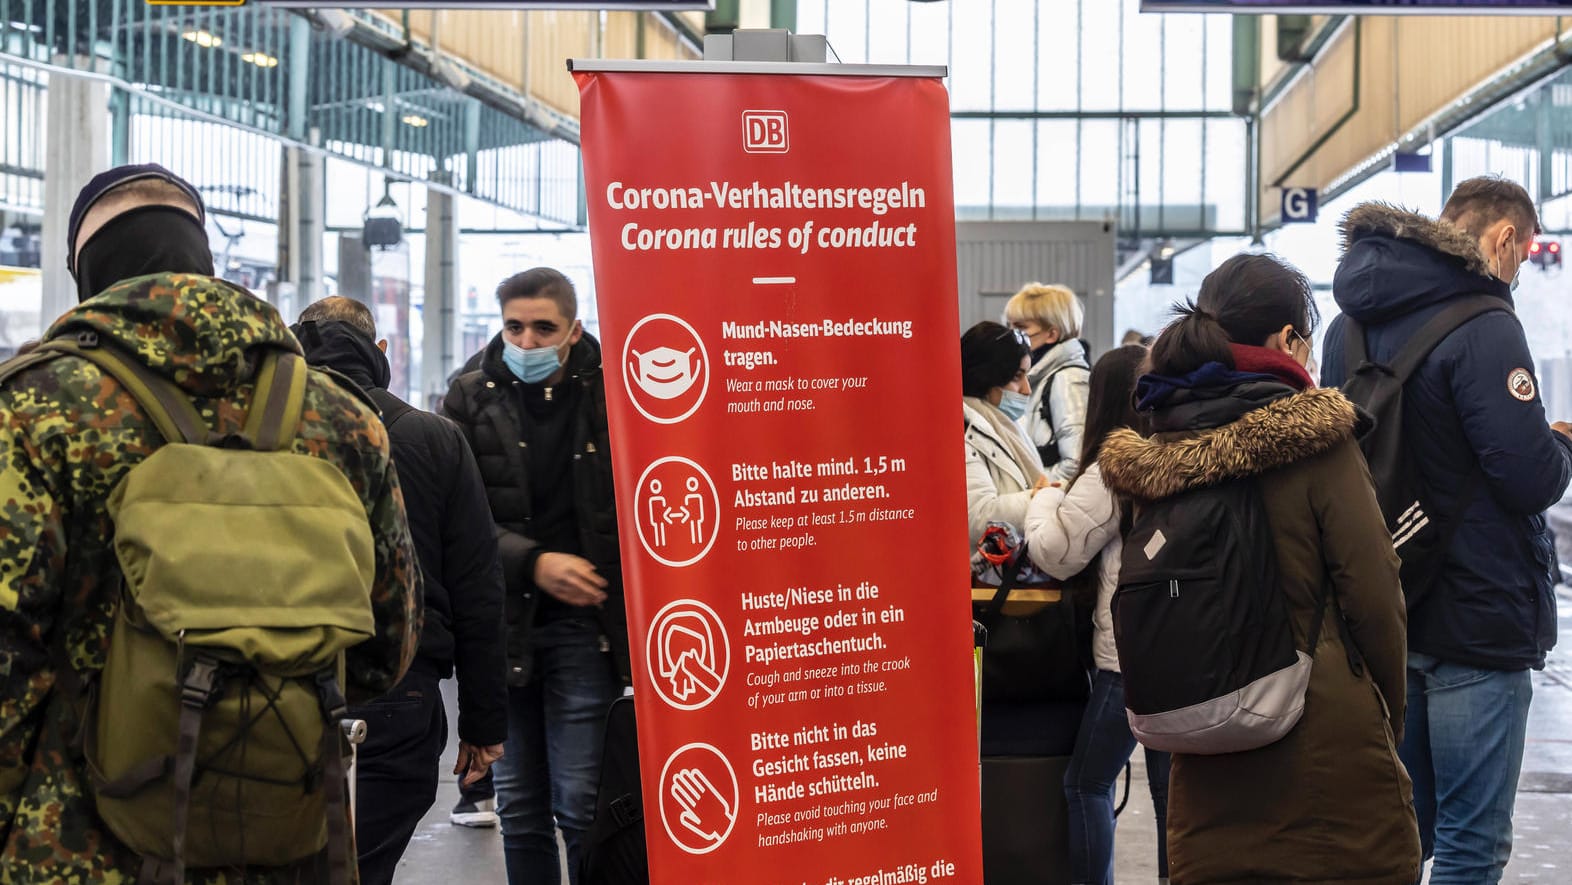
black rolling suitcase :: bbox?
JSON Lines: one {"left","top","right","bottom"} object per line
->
{"left": 580, "top": 696, "right": 650, "bottom": 885}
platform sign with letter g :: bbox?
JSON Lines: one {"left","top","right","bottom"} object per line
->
{"left": 1281, "top": 187, "right": 1318, "bottom": 224}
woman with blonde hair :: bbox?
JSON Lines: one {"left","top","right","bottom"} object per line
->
{"left": 1004, "top": 283, "right": 1090, "bottom": 482}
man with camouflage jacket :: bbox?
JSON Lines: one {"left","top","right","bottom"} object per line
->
{"left": 0, "top": 176, "right": 421, "bottom": 879}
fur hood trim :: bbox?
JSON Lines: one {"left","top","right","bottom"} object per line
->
{"left": 1340, "top": 202, "right": 1491, "bottom": 277}
{"left": 1100, "top": 388, "right": 1357, "bottom": 501}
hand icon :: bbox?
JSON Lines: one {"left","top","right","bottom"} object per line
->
{"left": 671, "top": 767, "right": 733, "bottom": 843}
{"left": 669, "top": 649, "right": 723, "bottom": 701}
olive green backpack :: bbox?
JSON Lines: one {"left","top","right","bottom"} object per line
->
{"left": 7, "top": 334, "right": 375, "bottom": 884}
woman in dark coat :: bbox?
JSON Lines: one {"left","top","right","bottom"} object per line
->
{"left": 1098, "top": 253, "right": 1421, "bottom": 885}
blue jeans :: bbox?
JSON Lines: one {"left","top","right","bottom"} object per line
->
{"left": 1063, "top": 669, "right": 1171, "bottom": 885}
{"left": 350, "top": 670, "right": 445, "bottom": 885}
{"left": 494, "top": 617, "right": 622, "bottom": 885}
{"left": 1399, "top": 651, "right": 1533, "bottom": 885}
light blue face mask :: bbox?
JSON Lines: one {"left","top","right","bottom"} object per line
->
{"left": 997, "top": 389, "right": 1030, "bottom": 422}
{"left": 1495, "top": 242, "right": 1522, "bottom": 293}
{"left": 504, "top": 339, "right": 564, "bottom": 384}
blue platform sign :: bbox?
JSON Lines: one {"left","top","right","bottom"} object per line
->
{"left": 1281, "top": 188, "right": 1318, "bottom": 225}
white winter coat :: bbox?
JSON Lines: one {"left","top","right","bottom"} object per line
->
{"left": 1023, "top": 461, "right": 1123, "bottom": 673}
{"left": 1022, "top": 339, "right": 1090, "bottom": 483}
{"left": 963, "top": 399, "right": 1044, "bottom": 546}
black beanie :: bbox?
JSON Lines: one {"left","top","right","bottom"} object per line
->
{"left": 67, "top": 164, "right": 206, "bottom": 272}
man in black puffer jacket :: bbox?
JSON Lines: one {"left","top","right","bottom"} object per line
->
{"left": 442, "top": 267, "right": 626, "bottom": 885}
{"left": 293, "top": 297, "right": 508, "bottom": 885}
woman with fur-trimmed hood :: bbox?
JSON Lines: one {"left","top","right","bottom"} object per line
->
{"left": 1100, "top": 254, "right": 1421, "bottom": 885}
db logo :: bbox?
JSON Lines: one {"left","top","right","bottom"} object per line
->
{"left": 743, "top": 110, "right": 789, "bottom": 154}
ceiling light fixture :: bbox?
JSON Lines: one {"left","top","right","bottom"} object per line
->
{"left": 181, "top": 29, "right": 222, "bottom": 49}
{"left": 241, "top": 51, "right": 279, "bottom": 69}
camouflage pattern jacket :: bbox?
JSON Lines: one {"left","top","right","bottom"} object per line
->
{"left": 0, "top": 274, "right": 421, "bottom": 883}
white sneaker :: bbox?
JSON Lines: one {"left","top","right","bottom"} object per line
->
{"left": 449, "top": 796, "right": 500, "bottom": 828}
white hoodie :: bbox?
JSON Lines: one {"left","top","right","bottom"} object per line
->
{"left": 1023, "top": 461, "right": 1123, "bottom": 673}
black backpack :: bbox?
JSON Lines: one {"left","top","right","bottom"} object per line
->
{"left": 580, "top": 697, "right": 648, "bottom": 885}
{"left": 1341, "top": 295, "right": 1510, "bottom": 609}
{"left": 1116, "top": 479, "right": 1328, "bottom": 755}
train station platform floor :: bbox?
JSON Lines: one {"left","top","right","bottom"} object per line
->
{"left": 395, "top": 586, "right": 1572, "bottom": 884}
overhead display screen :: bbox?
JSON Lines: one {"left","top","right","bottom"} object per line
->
{"left": 1143, "top": 0, "right": 1572, "bottom": 12}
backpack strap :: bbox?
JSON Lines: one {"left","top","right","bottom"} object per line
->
{"left": 242, "top": 351, "right": 308, "bottom": 451}
{"left": 38, "top": 337, "right": 207, "bottom": 446}
{"left": 1346, "top": 294, "right": 1512, "bottom": 385}
{"left": 0, "top": 348, "right": 67, "bottom": 387}
{"left": 315, "top": 670, "right": 354, "bottom": 885}
{"left": 149, "top": 655, "right": 222, "bottom": 885}
{"left": 1035, "top": 362, "right": 1082, "bottom": 427}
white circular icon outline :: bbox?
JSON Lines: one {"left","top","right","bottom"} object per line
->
{"left": 645, "top": 599, "right": 730, "bottom": 711}
{"left": 622, "top": 313, "right": 710, "bottom": 425}
{"left": 634, "top": 456, "right": 720, "bottom": 568}
{"left": 658, "top": 742, "right": 739, "bottom": 855}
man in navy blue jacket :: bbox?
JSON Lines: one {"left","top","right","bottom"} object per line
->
{"left": 1323, "top": 177, "right": 1572, "bottom": 885}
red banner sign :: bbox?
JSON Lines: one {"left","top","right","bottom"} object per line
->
{"left": 576, "top": 66, "right": 982, "bottom": 885}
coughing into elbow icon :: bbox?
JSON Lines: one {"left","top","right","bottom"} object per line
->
{"left": 659, "top": 612, "right": 723, "bottom": 702}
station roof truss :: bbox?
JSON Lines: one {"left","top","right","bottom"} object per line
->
{"left": 0, "top": 0, "right": 586, "bottom": 227}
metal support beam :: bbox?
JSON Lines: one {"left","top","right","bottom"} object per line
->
{"left": 464, "top": 100, "right": 481, "bottom": 196}
{"left": 110, "top": 88, "right": 129, "bottom": 168}
{"left": 770, "top": 0, "right": 797, "bottom": 31}
{"left": 1232, "top": 14, "right": 1259, "bottom": 117}
{"left": 287, "top": 15, "right": 311, "bottom": 143}
{"left": 1538, "top": 86, "right": 1555, "bottom": 211}
{"left": 382, "top": 64, "right": 397, "bottom": 168}
{"left": 708, "top": 0, "right": 740, "bottom": 35}
{"left": 1441, "top": 135, "right": 1453, "bottom": 203}
{"left": 421, "top": 174, "right": 458, "bottom": 410}
{"left": 1247, "top": 116, "right": 1262, "bottom": 245}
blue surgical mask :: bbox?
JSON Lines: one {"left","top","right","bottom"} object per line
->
{"left": 998, "top": 389, "right": 1030, "bottom": 422}
{"left": 503, "top": 339, "right": 564, "bottom": 384}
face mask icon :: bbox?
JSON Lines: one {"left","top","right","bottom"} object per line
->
{"left": 631, "top": 346, "right": 701, "bottom": 400}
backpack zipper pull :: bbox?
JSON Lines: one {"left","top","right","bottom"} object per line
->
{"left": 1169, "top": 579, "right": 1179, "bottom": 599}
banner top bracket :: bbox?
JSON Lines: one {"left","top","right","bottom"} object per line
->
{"left": 565, "top": 59, "right": 948, "bottom": 78}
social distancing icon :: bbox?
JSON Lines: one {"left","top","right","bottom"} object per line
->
{"left": 623, "top": 314, "right": 709, "bottom": 424}
{"left": 647, "top": 599, "right": 729, "bottom": 711}
{"left": 659, "top": 743, "right": 739, "bottom": 855}
{"left": 635, "top": 457, "right": 719, "bottom": 567}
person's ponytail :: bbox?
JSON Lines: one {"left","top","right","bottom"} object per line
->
{"left": 1148, "top": 301, "right": 1234, "bottom": 377}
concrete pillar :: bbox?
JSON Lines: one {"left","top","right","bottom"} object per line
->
{"left": 41, "top": 63, "right": 110, "bottom": 323}
{"left": 274, "top": 17, "right": 323, "bottom": 319}
{"left": 421, "top": 177, "right": 459, "bottom": 410}
{"left": 277, "top": 134, "right": 325, "bottom": 312}
{"left": 337, "top": 233, "right": 372, "bottom": 305}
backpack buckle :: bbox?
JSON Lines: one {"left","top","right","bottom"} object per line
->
{"left": 74, "top": 330, "right": 99, "bottom": 348}
{"left": 180, "top": 658, "right": 220, "bottom": 709}
{"left": 609, "top": 793, "right": 642, "bottom": 828}
{"left": 315, "top": 670, "right": 348, "bottom": 722}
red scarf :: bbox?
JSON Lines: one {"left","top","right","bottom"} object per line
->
{"left": 1229, "top": 343, "right": 1314, "bottom": 391}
